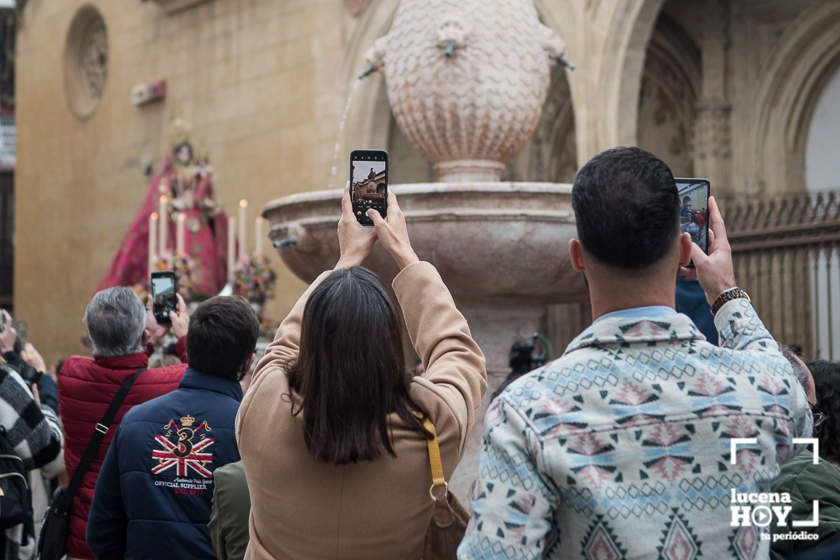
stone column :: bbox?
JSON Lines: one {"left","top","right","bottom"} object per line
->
{"left": 448, "top": 301, "right": 547, "bottom": 504}
{"left": 694, "top": 0, "right": 732, "bottom": 191}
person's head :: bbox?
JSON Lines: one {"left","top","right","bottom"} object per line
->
{"left": 174, "top": 141, "right": 193, "bottom": 166}
{"left": 288, "top": 266, "right": 425, "bottom": 465}
{"left": 781, "top": 346, "right": 816, "bottom": 406}
{"left": 84, "top": 287, "right": 147, "bottom": 357}
{"left": 809, "top": 360, "right": 840, "bottom": 462}
{"left": 569, "top": 147, "right": 691, "bottom": 285}
{"left": 186, "top": 296, "right": 259, "bottom": 380}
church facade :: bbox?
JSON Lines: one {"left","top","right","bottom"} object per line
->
{"left": 13, "top": 0, "right": 840, "bottom": 360}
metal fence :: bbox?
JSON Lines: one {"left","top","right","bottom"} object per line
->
{"left": 721, "top": 190, "right": 840, "bottom": 361}
{"left": 546, "top": 190, "right": 840, "bottom": 362}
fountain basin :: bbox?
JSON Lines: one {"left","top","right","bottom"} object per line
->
{"left": 263, "top": 182, "right": 585, "bottom": 307}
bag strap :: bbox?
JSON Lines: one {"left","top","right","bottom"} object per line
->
{"left": 60, "top": 367, "right": 146, "bottom": 507}
{"left": 418, "top": 415, "right": 448, "bottom": 500}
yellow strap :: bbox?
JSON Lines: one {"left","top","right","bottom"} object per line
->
{"left": 419, "top": 416, "right": 446, "bottom": 488}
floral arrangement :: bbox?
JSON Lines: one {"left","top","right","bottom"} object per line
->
{"left": 233, "top": 255, "right": 278, "bottom": 306}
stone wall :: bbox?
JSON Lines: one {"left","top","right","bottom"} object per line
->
{"left": 15, "top": 0, "right": 355, "bottom": 361}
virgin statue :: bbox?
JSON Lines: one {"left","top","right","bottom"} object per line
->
{"left": 98, "top": 118, "right": 230, "bottom": 296}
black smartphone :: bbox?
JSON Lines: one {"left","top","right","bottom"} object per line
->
{"left": 349, "top": 149, "right": 388, "bottom": 226}
{"left": 675, "top": 178, "right": 710, "bottom": 255}
{"left": 151, "top": 271, "right": 177, "bottom": 325}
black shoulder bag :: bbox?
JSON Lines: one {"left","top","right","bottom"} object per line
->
{"left": 38, "top": 367, "right": 145, "bottom": 560}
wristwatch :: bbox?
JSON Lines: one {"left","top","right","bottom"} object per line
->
{"left": 712, "top": 287, "right": 750, "bottom": 315}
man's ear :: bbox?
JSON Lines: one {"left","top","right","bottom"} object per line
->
{"left": 569, "top": 239, "right": 586, "bottom": 272}
{"left": 678, "top": 232, "right": 693, "bottom": 267}
{"left": 239, "top": 353, "right": 255, "bottom": 379}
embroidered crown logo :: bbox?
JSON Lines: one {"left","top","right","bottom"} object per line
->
{"left": 151, "top": 414, "right": 215, "bottom": 478}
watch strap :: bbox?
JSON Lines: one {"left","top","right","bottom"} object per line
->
{"left": 712, "top": 287, "right": 750, "bottom": 315}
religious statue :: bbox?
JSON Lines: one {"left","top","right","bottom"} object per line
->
{"left": 98, "top": 118, "right": 230, "bottom": 297}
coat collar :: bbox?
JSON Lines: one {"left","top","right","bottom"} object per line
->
{"left": 93, "top": 352, "right": 149, "bottom": 370}
{"left": 179, "top": 368, "right": 244, "bottom": 401}
{"left": 565, "top": 310, "right": 706, "bottom": 354}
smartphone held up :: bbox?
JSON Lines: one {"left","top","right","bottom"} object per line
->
{"left": 350, "top": 149, "right": 388, "bottom": 226}
{"left": 675, "top": 178, "right": 710, "bottom": 256}
{"left": 151, "top": 271, "right": 177, "bottom": 325}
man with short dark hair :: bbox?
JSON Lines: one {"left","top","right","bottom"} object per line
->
{"left": 87, "top": 296, "right": 260, "bottom": 560}
{"left": 459, "top": 147, "right": 811, "bottom": 559}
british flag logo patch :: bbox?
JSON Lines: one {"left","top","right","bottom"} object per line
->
{"left": 152, "top": 414, "right": 215, "bottom": 478}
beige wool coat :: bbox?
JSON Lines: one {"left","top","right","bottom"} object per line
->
{"left": 236, "top": 261, "right": 487, "bottom": 559}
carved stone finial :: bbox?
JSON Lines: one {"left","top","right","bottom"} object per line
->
{"left": 365, "top": 0, "right": 568, "bottom": 182}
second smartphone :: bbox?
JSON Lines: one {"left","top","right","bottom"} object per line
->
{"left": 349, "top": 149, "right": 388, "bottom": 226}
{"left": 151, "top": 271, "right": 177, "bottom": 325}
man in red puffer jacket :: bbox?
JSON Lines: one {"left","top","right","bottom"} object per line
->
{"left": 58, "top": 287, "right": 189, "bottom": 560}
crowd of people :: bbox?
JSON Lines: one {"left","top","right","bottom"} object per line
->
{"left": 0, "top": 146, "right": 835, "bottom": 559}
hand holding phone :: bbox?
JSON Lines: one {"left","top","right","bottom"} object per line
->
{"left": 336, "top": 187, "right": 377, "bottom": 269}
{"left": 151, "top": 271, "right": 178, "bottom": 326}
{"left": 680, "top": 196, "right": 737, "bottom": 305}
{"left": 0, "top": 311, "right": 16, "bottom": 353}
{"left": 366, "top": 190, "right": 419, "bottom": 271}
{"left": 349, "top": 149, "right": 388, "bottom": 226}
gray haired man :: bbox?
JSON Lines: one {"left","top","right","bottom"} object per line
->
{"left": 56, "top": 286, "right": 190, "bottom": 559}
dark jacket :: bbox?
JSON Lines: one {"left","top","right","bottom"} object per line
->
{"left": 87, "top": 368, "right": 242, "bottom": 560}
{"left": 58, "top": 350, "right": 185, "bottom": 559}
{"left": 675, "top": 276, "right": 718, "bottom": 345}
{"left": 771, "top": 449, "right": 840, "bottom": 558}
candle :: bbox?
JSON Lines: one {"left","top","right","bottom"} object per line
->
{"left": 227, "top": 217, "right": 236, "bottom": 283}
{"left": 158, "top": 195, "right": 168, "bottom": 255}
{"left": 238, "top": 199, "right": 248, "bottom": 261}
{"left": 176, "top": 213, "right": 186, "bottom": 257}
{"left": 254, "top": 217, "right": 264, "bottom": 256}
{"left": 148, "top": 212, "right": 158, "bottom": 273}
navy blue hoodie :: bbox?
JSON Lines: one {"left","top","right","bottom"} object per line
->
{"left": 88, "top": 368, "right": 242, "bottom": 560}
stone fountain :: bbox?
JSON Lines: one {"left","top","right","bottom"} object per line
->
{"left": 263, "top": 0, "right": 584, "bottom": 501}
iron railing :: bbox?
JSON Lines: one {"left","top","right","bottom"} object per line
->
{"left": 547, "top": 190, "right": 840, "bottom": 362}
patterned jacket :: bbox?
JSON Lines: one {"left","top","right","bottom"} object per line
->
{"left": 459, "top": 299, "right": 811, "bottom": 559}
{"left": 0, "top": 363, "right": 63, "bottom": 559}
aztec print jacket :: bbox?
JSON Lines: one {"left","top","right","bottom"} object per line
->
{"left": 459, "top": 299, "right": 812, "bottom": 560}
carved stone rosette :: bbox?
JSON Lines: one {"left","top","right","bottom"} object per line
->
{"left": 365, "top": 0, "right": 566, "bottom": 182}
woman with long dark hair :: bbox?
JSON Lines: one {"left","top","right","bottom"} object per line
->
{"left": 236, "top": 190, "right": 486, "bottom": 558}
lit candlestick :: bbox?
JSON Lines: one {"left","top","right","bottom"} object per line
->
{"left": 228, "top": 217, "right": 236, "bottom": 283}
{"left": 176, "top": 213, "right": 186, "bottom": 257}
{"left": 148, "top": 212, "right": 158, "bottom": 273}
{"left": 238, "top": 199, "right": 248, "bottom": 260}
{"left": 254, "top": 217, "right": 264, "bottom": 256}
{"left": 158, "top": 195, "right": 168, "bottom": 255}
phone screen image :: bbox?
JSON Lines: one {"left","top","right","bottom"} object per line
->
{"left": 676, "top": 179, "right": 710, "bottom": 254}
{"left": 350, "top": 150, "right": 388, "bottom": 226}
{"left": 151, "top": 272, "right": 177, "bottom": 324}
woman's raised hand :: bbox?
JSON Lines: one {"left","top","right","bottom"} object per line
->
{"left": 336, "top": 184, "right": 377, "bottom": 269}
{"left": 367, "top": 190, "right": 419, "bottom": 270}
